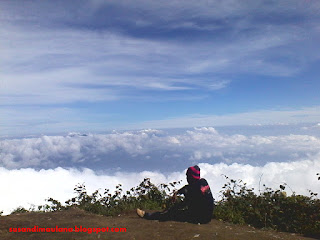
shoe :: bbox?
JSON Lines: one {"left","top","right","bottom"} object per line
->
{"left": 136, "top": 208, "right": 145, "bottom": 218}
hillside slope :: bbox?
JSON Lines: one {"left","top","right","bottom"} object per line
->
{"left": 0, "top": 208, "right": 317, "bottom": 240}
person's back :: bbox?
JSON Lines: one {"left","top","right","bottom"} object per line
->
{"left": 137, "top": 165, "right": 214, "bottom": 224}
{"left": 178, "top": 172, "right": 214, "bottom": 223}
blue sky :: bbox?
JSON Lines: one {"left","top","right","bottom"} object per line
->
{"left": 1, "top": 0, "right": 320, "bottom": 137}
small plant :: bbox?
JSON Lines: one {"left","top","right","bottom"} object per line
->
{"left": 11, "top": 207, "right": 29, "bottom": 214}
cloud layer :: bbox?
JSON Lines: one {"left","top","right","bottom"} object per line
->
{"left": 1, "top": 126, "right": 320, "bottom": 171}
{"left": 1, "top": 159, "right": 319, "bottom": 215}
{"left": 1, "top": 125, "right": 319, "bottom": 214}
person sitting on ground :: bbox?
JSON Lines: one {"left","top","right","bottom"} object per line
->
{"left": 136, "top": 165, "right": 214, "bottom": 224}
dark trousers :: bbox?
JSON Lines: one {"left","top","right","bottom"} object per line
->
{"left": 144, "top": 204, "right": 210, "bottom": 224}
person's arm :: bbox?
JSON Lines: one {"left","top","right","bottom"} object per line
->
{"left": 171, "top": 185, "right": 187, "bottom": 203}
{"left": 177, "top": 185, "right": 188, "bottom": 195}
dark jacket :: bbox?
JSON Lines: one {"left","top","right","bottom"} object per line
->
{"left": 178, "top": 178, "right": 214, "bottom": 223}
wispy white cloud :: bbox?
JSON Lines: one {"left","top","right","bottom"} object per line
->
{"left": 1, "top": 25, "right": 233, "bottom": 105}
{"left": 1, "top": 106, "right": 320, "bottom": 137}
{"left": 86, "top": 0, "right": 320, "bottom": 24}
{"left": 132, "top": 106, "right": 320, "bottom": 129}
{"left": 1, "top": 0, "right": 318, "bottom": 106}
{"left": 1, "top": 0, "right": 319, "bottom": 137}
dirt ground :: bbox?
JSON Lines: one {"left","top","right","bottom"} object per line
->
{"left": 0, "top": 207, "right": 318, "bottom": 240}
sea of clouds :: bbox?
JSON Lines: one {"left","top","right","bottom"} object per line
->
{"left": 1, "top": 124, "right": 319, "bottom": 214}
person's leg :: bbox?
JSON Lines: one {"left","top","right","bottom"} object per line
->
{"left": 170, "top": 209, "right": 196, "bottom": 223}
{"left": 137, "top": 204, "right": 182, "bottom": 221}
{"left": 137, "top": 202, "right": 195, "bottom": 222}
{"left": 143, "top": 208, "right": 193, "bottom": 223}
{"left": 144, "top": 211, "right": 171, "bottom": 221}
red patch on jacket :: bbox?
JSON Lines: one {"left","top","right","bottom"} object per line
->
{"left": 200, "top": 185, "right": 210, "bottom": 195}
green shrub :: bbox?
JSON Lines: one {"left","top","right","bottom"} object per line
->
{"left": 41, "top": 178, "right": 182, "bottom": 216}
{"left": 213, "top": 175, "right": 320, "bottom": 235}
